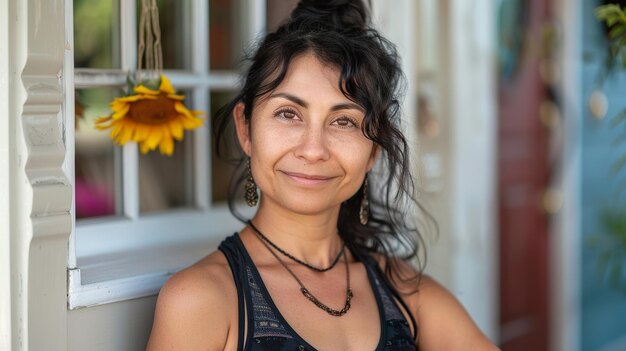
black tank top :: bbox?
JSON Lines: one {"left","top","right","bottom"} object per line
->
{"left": 218, "top": 233, "right": 418, "bottom": 351}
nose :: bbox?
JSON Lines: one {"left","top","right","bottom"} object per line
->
{"left": 294, "top": 125, "right": 331, "bottom": 162}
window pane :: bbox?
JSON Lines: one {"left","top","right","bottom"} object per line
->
{"left": 75, "top": 88, "right": 123, "bottom": 219}
{"left": 139, "top": 90, "right": 196, "bottom": 213}
{"left": 138, "top": 0, "right": 193, "bottom": 70}
{"left": 74, "top": 0, "right": 121, "bottom": 68}
{"left": 209, "top": 0, "right": 245, "bottom": 70}
{"left": 211, "top": 91, "right": 238, "bottom": 203}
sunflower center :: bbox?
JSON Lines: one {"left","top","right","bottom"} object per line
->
{"left": 127, "top": 93, "right": 178, "bottom": 124}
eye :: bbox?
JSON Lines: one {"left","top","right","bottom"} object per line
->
{"left": 332, "top": 116, "right": 359, "bottom": 129}
{"left": 274, "top": 108, "right": 300, "bottom": 122}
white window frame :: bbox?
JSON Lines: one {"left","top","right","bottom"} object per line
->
{"left": 67, "top": 0, "right": 265, "bottom": 309}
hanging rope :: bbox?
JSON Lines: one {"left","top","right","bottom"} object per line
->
{"left": 136, "top": 0, "right": 163, "bottom": 82}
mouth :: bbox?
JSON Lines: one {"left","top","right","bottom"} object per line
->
{"left": 280, "top": 171, "right": 336, "bottom": 186}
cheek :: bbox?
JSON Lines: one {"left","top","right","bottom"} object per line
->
{"left": 329, "top": 134, "right": 375, "bottom": 167}
{"left": 249, "top": 124, "right": 288, "bottom": 155}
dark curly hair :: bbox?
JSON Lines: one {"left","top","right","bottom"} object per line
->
{"left": 214, "top": 0, "right": 435, "bottom": 292}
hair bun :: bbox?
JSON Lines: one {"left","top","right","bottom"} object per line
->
{"left": 290, "top": 0, "right": 370, "bottom": 31}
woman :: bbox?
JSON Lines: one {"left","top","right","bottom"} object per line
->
{"left": 147, "top": 1, "right": 499, "bottom": 350}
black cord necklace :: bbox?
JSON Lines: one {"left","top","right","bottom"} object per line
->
{"left": 250, "top": 224, "right": 353, "bottom": 317}
{"left": 247, "top": 220, "right": 345, "bottom": 273}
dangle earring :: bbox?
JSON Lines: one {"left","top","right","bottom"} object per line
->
{"left": 245, "top": 158, "right": 259, "bottom": 207}
{"left": 359, "top": 175, "right": 370, "bottom": 225}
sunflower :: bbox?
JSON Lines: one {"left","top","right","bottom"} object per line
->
{"left": 95, "top": 75, "right": 203, "bottom": 155}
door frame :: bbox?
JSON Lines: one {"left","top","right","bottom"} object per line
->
{"left": 551, "top": 0, "right": 581, "bottom": 350}
{"left": 1, "top": 0, "right": 11, "bottom": 348}
{"left": 417, "top": 0, "right": 499, "bottom": 340}
{"left": 2, "top": 0, "right": 71, "bottom": 350}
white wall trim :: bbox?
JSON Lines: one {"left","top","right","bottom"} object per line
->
{"left": 551, "top": 0, "right": 581, "bottom": 350}
{"left": 8, "top": 0, "right": 71, "bottom": 349}
{"left": 0, "top": 0, "right": 11, "bottom": 348}
{"left": 375, "top": 0, "right": 498, "bottom": 341}
{"left": 445, "top": 0, "right": 499, "bottom": 341}
{"left": 371, "top": 0, "right": 418, "bottom": 170}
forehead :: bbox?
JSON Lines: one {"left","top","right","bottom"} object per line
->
{"left": 271, "top": 54, "right": 347, "bottom": 100}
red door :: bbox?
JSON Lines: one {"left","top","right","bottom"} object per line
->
{"left": 498, "top": 0, "right": 554, "bottom": 350}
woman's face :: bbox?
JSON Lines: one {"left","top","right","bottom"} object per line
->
{"left": 234, "top": 53, "right": 378, "bottom": 216}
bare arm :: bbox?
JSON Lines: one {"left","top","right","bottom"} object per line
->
{"left": 415, "top": 275, "right": 500, "bottom": 351}
{"left": 146, "top": 259, "right": 235, "bottom": 351}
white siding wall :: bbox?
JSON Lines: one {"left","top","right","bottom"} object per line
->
{"left": 68, "top": 297, "right": 157, "bottom": 351}
{"left": 418, "top": 0, "right": 498, "bottom": 341}
{"left": 447, "top": 0, "right": 498, "bottom": 339}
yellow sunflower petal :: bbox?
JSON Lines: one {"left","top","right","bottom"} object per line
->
{"left": 116, "top": 121, "right": 135, "bottom": 145}
{"left": 134, "top": 85, "right": 160, "bottom": 95}
{"left": 169, "top": 119, "right": 184, "bottom": 140}
{"left": 161, "top": 124, "right": 172, "bottom": 142}
{"left": 167, "top": 94, "right": 186, "bottom": 101}
{"left": 139, "top": 140, "right": 152, "bottom": 154}
{"left": 159, "top": 133, "right": 174, "bottom": 156}
{"left": 110, "top": 121, "right": 124, "bottom": 138}
{"left": 182, "top": 115, "right": 203, "bottom": 129}
{"left": 114, "top": 95, "right": 144, "bottom": 103}
{"left": 159, "top": 75, "right": 176, "bottom": 95}
{"left": 95, "top": 116, "right": 112, "bottom": 123}
{"left": 144, "top": 126, "right": 163, "bottom": 150}
{"left": 174, "top": 102, "right": 194, "bottom": 117}
{"left": 112, "top": 104, "right": 130, "bottom": 120}
{"left": 174, "top": 103, "right": 204, "bottom": 129}
{"left": 111, "top": 100, "right": 128, "bottom": 111}
{"left": 133, "top": 125, "right": 151, "bottom": 142}
{"left": 179, "top": 115, "right": 200, "bottom": 129}
{"left": 94, "top": 116, "right": 113, "bottom": 130}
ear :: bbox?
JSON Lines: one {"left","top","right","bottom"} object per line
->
{"left": 233, "top": 102, "right": 252, "bottom": 156}
{"left": 366, "top": 144, "right": 380, "bottom": 172}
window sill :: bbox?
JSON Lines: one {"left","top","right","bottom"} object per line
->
{"left": 68, "top": 207, "right": 254, "bottom": 310}
{"left": 68, "top": 237, "right": 219, "bottom": 309}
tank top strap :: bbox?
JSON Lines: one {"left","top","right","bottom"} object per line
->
{"left": 358, "top": 252, "right": 419, "bottom": 346}
{"left": 219, "top": 233, "right": 309, "bottom": 350}
{"left": 218, "top": 234, "right": 248, "bottom": 351}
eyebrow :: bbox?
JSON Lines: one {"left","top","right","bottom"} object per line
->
{"left": 270, "top": 92, "right": 364, "bottom": 112}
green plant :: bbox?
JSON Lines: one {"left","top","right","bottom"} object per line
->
{"left": 597, "top": 4, "right": 626, "bottom": 188}
{"left": 588, "top": 207, "right": 626, "bottom": 293}
{"left": 596, "top": 4, "right": 626, "bottom": 69}
{"left": 592, "top": 4, "right": 626, "bottom": 292}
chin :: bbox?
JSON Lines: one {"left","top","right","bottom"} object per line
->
{"left": 266, "top": 194, "right": 344, "bottom": 217}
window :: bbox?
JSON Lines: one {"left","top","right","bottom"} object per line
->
{"left": 68, "top": 0, "right": 267, "bottom": 309}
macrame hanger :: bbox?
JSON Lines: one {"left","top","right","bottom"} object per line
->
{"left": 136, "top": 0, "right": 163, "bottom": 83}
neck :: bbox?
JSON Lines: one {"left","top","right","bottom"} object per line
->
{"left": 250, "top": 200, "right": 343, "bottom": 268}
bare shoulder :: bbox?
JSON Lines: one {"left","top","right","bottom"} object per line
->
{"left": 146, "top": 250, "right": 237, "bottom": 351}
{"left": 413, "top": 275, "right": 501, "bottom": 350}
{"left": 367, "top": 254, "right": 499, "bottom": 350}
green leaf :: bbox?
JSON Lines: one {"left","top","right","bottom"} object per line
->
{"left": 610, "top": 25, "right": 626, "bottom": 40}
{"left": 596, "top": 5, "right": 625, "bottom": 21}
{"left": 125, "top": 74, "right": 138, "bottom": 95}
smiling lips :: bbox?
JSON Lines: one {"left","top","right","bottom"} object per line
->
{"left": 281, "top": 171, "right": 336, "bottom": 186}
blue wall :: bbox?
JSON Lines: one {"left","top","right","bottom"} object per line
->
{"left": 581, "top": 0, "right": 626, "bottom": 350}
